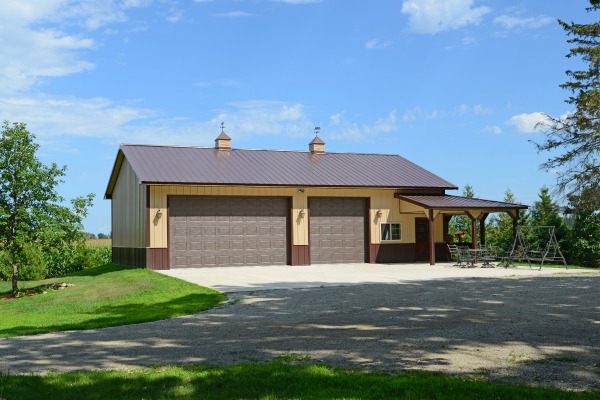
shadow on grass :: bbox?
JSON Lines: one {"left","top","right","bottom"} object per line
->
{"left": 67, "top": 264, "right": 137, "bottom": 277}
{"left": 2, "top": 363, "right": 597, "bottom": 400}
{"left": 0, "top": 292, "right": 224, "bottom": 337}
{"left": 0, "top": 265, "right": 134, "bottom": 296}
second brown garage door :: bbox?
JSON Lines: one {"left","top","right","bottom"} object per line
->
{"left": 169, "top": 196, "right": 289, "bottom": 268}
{"left": 309, "top": 197, "right": 367, "bottom": 264}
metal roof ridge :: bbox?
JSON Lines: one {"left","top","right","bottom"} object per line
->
{"left": 120, "top": 143, "right": 403, "bottom": 157}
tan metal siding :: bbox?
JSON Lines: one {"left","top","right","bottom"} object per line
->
{"left": 147, "top": 185, "right": 444, "bottom": 251}
{"left": 111, "top": 159, "right": 146, "bottom": 248}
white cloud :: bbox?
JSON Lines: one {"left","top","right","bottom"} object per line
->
{"left": 0, "top": 0, "right": 155, "bottom": 95}
{"left": 405, "top": 104, "right": 488, "bottom": 121}
{"left": 329, "top": 111, "right": 345, "bottom": 125}
{"left": 365, "top": 38, "right": 392, "bottom": 50}
{"left": 0, "top": 92, "right": 407, "bottom": 152}
{"left": 326, "top": 110, "right": 399, "bottom": 143}
{"left": 507, "top": 112, "right": 549, "bottom": 133}
{"left": 0, "top": 95, "right": 155, "bottom": 140}
{"left": 401, "top": 0, "right": 490, "bottom": 34}
{"left": 0, "top": 96, "right": 312, "bottom": 146}
{"left": 167, "top": 8, "right": 183, "bottom": 23}
{"left": 481, "top": 124, "right": 502, "bottom": 134}
{"left": 210, "top": 100, "right": 313, "bottom": 141}
{"left": 494, "top": 14, "right": 553, "bottom": 30}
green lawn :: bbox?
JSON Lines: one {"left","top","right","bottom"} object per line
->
{"left": 0, "top": 264, "right": 225, "bottom": 338}
{"left": 1, "top": 362, "right": 597, "bottom": 400}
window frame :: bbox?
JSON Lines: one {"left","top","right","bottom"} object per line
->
{"left": 381, "top": 222, "right": 402, "bottom": 241}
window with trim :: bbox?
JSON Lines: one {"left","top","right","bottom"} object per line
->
{"left": 381, "top": 223, "right": 401, "bottom": 241}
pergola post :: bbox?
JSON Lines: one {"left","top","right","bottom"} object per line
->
{"left": 479, "top": 213, "right": 489, "bottom": 246}
{"left": 428, "top": 209, "right": 435, "bottom": 265}
{"left": 512, "top": 209, "right": 519, "bottom": 242}
{"left": 464, "top": 211, "right": 477, "bottom": 249}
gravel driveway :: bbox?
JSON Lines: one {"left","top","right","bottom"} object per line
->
{"left": 1, "top": 273, "right": 599, "bottom": 390}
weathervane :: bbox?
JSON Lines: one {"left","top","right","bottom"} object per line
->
{"left": 221, "top": 122, "right": 225, "bottom": 133}
{"left": 314, "top": 126, "right": 320, "bottom": 137}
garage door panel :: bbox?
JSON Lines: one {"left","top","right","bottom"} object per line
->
{"left": 203, "top": 241, "right": 217, "bottom": 251}
{"left": 258, "top": 226, "right": 271, "bottom": 236}
{"left": 310, "top": 198, "right": 366, "bottom": 264}
{"left": 202, "top": 226, "right": 216, "bottom": 235}
{"left": 169, "top": 196, "right": 288, "bottom": 268}
{"left": 202, "top": 255, "right": 216, "bottom": 265}
{"left": 171, "top": 242, "right": 186, "bottom": 251}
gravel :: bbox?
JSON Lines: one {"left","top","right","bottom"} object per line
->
{"left": 1, "top": 273, "right": 599, "bottom": 391}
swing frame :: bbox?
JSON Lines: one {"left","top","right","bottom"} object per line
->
{"left": 506, "top": 226, "right": 567, "bottom": 270}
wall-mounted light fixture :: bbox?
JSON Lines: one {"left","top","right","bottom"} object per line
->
{"left": 156, "top": 209, "right": 163, "bottom": 219}
{"left": 298, "top": 188, "right": 305, "bottom": 193}
{"left": 299, "top": 209, "right": 306, "bottom": 218}
{"left": 376, "top": 210, "right": 382, "bottom": 217}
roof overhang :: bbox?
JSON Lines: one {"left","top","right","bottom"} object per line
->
{"left": 395, "top": 194, "right": 528, "bottom": 214}
{"left": 104, "top": 149, "right": 125, "bottom": 200}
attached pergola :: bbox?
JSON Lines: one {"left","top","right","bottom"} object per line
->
{"left": 394, "top": 194, "right": 529, "bottom": 265}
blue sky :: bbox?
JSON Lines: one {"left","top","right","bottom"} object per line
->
{"left": 0, "top": 0, "right": 594, "bottom": 234}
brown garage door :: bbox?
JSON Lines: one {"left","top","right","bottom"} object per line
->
{"left": 309, "top": 197, "right": 366, "bottom": 264}
{"left": 169, "top": 196, "right": 289, "bottom": 268}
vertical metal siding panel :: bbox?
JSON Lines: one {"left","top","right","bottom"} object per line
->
{"left": 112, "top": 160, "right": 145, "bottom": 249}
{"left": 149, "top": 186, "right": 165, "bottom": 249}
{"left": 435, "top": 215, "right": 444, "bottom": 242}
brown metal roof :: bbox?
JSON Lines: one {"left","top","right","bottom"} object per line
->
{"left": 105, "top": 144, "right": 457, "bottom": 197}
{"left": 396, "top": 194, "right": 528, "bottom": 210}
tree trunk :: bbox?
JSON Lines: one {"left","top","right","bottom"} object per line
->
{"left": 11, "top": 262, "right": 18, "bottom": 297}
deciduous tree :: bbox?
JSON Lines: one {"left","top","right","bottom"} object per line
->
{"left": 0, "top": 121, "right": 93, "bottom": 297}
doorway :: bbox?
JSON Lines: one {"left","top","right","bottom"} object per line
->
{"left": 415, "top": 218, "right": 429, "bottom": 261}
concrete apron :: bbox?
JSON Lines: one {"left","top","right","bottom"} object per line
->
{"left": 157, "top": 263, "right": 597, "bottom": 293}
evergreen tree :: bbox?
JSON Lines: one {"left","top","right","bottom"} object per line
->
{"left": 534, "top": 2, "right": 600, "bottom": 209}
{"left": 529, "top": 187, "right": 567, "bottom": 252}
{"left": 564, "top": 208, "right": 600, "bottom": 267}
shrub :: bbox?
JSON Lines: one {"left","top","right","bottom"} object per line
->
{"left": 44, "top": 242, "right": 112, "bottom": 278}
{"left": 0, "top": 241, "right": 113, "bottom": 281}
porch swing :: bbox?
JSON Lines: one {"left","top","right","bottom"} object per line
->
{"left": 505, "top": 226, "right": 567, "bottom": 270}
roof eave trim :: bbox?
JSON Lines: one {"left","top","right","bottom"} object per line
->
{"left": 138, "top": 182, "right": 458, "bottom": 190}
{"left": 394, "top": 194, "right": 529, "bottom": 210}
{"left": 104, "top": 150, "right": 125, "bottom": 200}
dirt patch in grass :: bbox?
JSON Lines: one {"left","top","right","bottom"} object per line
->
{"left": 2, "top": 283, "right": 76, "bottom": 300}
